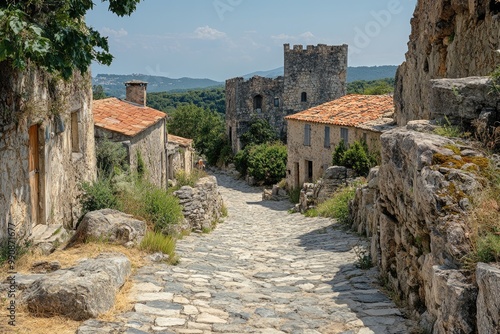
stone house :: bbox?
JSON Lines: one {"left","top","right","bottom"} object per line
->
{"left": 167, "top": 134, "right": 194, "bottom": 180}
{"left": 226, "top": 43, "right": 348, "bottom": 152}
{"left": 0, "top": 63, "right": 97, "bottom": 240}
{"left": 93, "top": 81, "right": 168, "bottom": 189}
{"left": 285, "top": 94, "right": 395, "bottom": 188}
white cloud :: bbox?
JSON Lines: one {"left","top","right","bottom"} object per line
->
{"left": 194, "top": 26, "right": 227, "bottom": 40}
{"left": 101, "top": 27, "right": 128, "bottom": 38}
{"left": 271, "top": 31, "right": 317, "bottom": 42}
{"left": 299, "top": 31, "right": 315, "bottom": 39}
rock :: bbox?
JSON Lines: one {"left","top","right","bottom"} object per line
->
{"left": 147, "top": 252, "right": 170, "bottom": 262}
{"left": 23, "top": 253, "right": 131, "bottom": 320}
{"left": 67, "top": 209, "right": 146, "bottom": 247}
{"left": 476, "top": 263, "right": 500, "bottom": 334}
{"left": 324, "top": 166, "right": 347, "bottom": 179}
{"left": 394, "top": 0, "right": 500, "bottom": 125}
{"left": 30, "top": 261, "right": 61, "bottom": 273}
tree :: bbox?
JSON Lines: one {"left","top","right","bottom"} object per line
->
{"left": 0, "top": 0, "right": 142, "bottom": 79}
{"left": 93, "top": 85, "right": 107, "bottom": 100}
{"left": 239, "top": 118, "right": 278, "bottom": 149}
{"left": 167, "top": 104, "right": 231, "bottom": 166}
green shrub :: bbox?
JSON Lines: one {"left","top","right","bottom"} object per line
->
{"left": 96, "top": 137, "right": 129, "bottom": 177}
{"left": 239, "top": 118, "right": 277, "bottom": 149}
{"left": 142, "top": 185, "right": 183, "bottom": 233}
{"left": 80, "top": 178, "right": 119, "bottom": 215}
{"left": 289, "top": 187, "right": 301, "bottom": 204}
{"left": 140, "top": 231, "right": 177, "bottom": 263}
{"left": 316, "top": 185, "right": 357, "bottom": 224}
{"left": 234, "top": 148, "right": 250, "bottom": 176}
{"left": 247, "top": 142, "right": 287, "bottom": 185}
{"left": 476, "top": 233, "right": 500, "bottom": 263}
{"left": 332, "top": 140, "right": 377, "bottom": 176}
{"left": 174, "top": 169, "right": 206, "bottom": 189}
{"left": 434, "top": 116, "right": 463, "bottom": 138}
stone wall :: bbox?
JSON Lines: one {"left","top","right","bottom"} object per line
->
{"left": 0, "top": 62, "right": 96, "bottom": 240}
{"left": 173, "top": 176, "right": 224, "bottom": 232}
{"left": 395, "top": 0, "right": 500, "bottom": 125}
{"left": 283, "top": 44, "right": 347, "bottom": 113}
{"left": 351, "top": 122, "right": 499, "bottom": 333}
{"left": 225, "top": 76, "right": 285, "bottom": 152}
{"left": 95, "top": 119, "right": 167, "bottom": 189}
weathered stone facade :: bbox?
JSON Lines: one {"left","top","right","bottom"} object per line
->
{"left": 0, "top": 62, "right": 96, "bottom": 240}
{"left": 94, "top": 120, "right": 167, "bottom": 188}
{"left": 395, "top": 0, "right": 500, "bottom": 125}
{"left": 226, "top": 44, "right": 348, "bottom": 152}
{"left": 350, "top": 123, "right": 498, "bottom": 333}
{"left": 167, "top": 134, "right": 194, "bottom": 180}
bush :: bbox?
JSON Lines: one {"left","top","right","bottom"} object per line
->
{"left": 289, "top": 187, "right": 301, "bottom": 204}
{"left": 140, "top": 231, "right": 177, "bottom": 263}
{"left": 142, "top": 185, "right": 184, "bottom": 233}
{"left": 316, "top": 185, "right": 357, "bottom": 224}
{"left": 234, "top": 148, "right": 250, "bottom": 176}
{"left": 247, "top": 142, "right": 287, "bottom": 185}
{"left": 332, "top": 140, "right": 377, "bottom": 176}
{"left": 96, "top": 138, "right": 129, "bottom": 177}
{"left": 80, "top": 178, "right": 120, "bottom": 215}
{"left": 239, "top": 118, "right": 277, "bottom": 149}
{"left": 174, "top": 169, "right": 207, "bottom": 189}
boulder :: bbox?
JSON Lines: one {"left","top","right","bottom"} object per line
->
{"left": 23, "top": 253, "right": 131, "bottom": 320}
{"left": 67, "top": 209, "right": 146, "bottom": 247}
{"left": 476, "top": 263, "right": 500, "bottom": 334}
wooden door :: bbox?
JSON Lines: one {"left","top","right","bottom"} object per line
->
{"left": 28, "top": 125, "right": 40, "bottom": 226}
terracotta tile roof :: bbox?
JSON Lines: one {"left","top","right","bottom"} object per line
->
{"left": 168, "top": 134, "right": 193, "bottom": 147}
{"left": 93, "top": 98, "right": 166, "bottom": 137}
{"left": 285, "top": 94, "right": 394, "bottom": 128}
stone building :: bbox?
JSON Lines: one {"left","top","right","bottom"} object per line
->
{"left": 285, "top": 94, "right": 394, "bottom": 188}
{"left": 167, "top": 134, "right": 194, "bottom": 180}
{"left": 0, "top": 63, "right": 97, "bottom": 240}
{"left": 226, "top": 43, "right": 348, "bottom": 152}
{"left": 93, "top": 81, "right": 168, "bottom": 189}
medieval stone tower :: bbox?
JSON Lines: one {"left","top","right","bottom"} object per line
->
{"left": 226, "top": 43, "right": 348, "bottom": 153}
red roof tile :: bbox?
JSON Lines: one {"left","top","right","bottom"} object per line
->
{"left": 93, "top": 98, "right": 167, "bottom": 137}
{"left": 284, "top": 94, "right": 394, "bottom": 127}
{"left": 168, "top": 134, "right": 194, "bottom": 147}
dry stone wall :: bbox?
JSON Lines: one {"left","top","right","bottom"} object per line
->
{"left": 395, "top": 0, "right": 500, "bottom": 125}
{"left": 174, "top": 176, "right": 224, "bottom": 232}
{"left": 351, "top": 122, "right": 498, "bottom": 333}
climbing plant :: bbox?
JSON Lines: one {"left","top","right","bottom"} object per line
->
{"left": 0, "top": 0, "right": 142, "bottom": 79}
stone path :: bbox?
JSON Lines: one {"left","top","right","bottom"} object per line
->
{"left": 78, "top": 172, "right": 414, "bottom": 334}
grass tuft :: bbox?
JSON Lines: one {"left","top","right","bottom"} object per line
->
{"left": 316, "top": 185, "right": 357, "bottom": 224}
{"left": 139, "top": 231, "right": 177, "bottom": 264}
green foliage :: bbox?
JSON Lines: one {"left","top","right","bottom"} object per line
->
{"left": 490, "top": 65, "right": 500, "bottom": 94}
{"left": 174, "top": 169, "right": 207, "bottom": 189}
{"left": 434, "top": 116, "right": 463, "bottom": 138}
{"left": 96, "top": 138, "right": 128, "bottom": 178}
{"left": 476, "top": 233, "right": 500, "bottom": 263}
{"left": 332, "top": 140, "right": 377, "bottom": 176}
{"left": 239, "top": 118, "right": 277, "bottom": 149}
{"left": 148, "top": 87, "right": 225, "bottom": 114}
{"left": 0, "top": 0, "right": 142, "bottom": 79}
{"left": 332, "top": 140, "right": 347, "bottom": 166}
{"left": 167, "top": 104, "right": 231, "bottom": 166}
{"left": 142, "top": 186, "right": 183, "bottom": 234}
{"left": 289, "top": 187, "right": 301, "bottom": 204}
{"left": 136, "top": 150, "right": 146, "bottom": 179}
{"left": 246, "top": 143, "right": 287, "bottom": 185}
{"left": 234, "top": 149, "right": 250, "bottom": 176}
{"left": 347, "top": 78, "right": 395, "bottom": 95}
{"left": 316, "top": 185, "right": 357, "bottom": 224}
{"left": 304, "top": 208, "right": 319, "bottom": 217}
{"left": 139, "top": 231, "right": 177, "bottom": 264}
{"left": 80, "top": 178, "right": 120, "bottom": 215}
{"left": 92, "top": 85, "right": 107, "bottom": 100}
{"left": 0, "top": 238, "right": 31, "bottom": 266}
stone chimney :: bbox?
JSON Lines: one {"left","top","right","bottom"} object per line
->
{"left": 125, "top": 80, "right": 148, "bottom": 106}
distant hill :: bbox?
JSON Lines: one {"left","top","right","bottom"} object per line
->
{"left": 93, "top": 66, "right": 398, "bottom": 97}
{"left": 241, "top": 65, "right": 398, "bottom": 83}
{"left": 92, "top": 74, "right": 223, "bottom": 98}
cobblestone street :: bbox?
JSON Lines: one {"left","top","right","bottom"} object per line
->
{"left": 79, "top": 172, "right": 413, "bottom": 334}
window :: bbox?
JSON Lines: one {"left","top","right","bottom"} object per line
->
{"left": 340, "top": 127, "right": 349, "bottom": 145}
{"left": 254, "top": 95, "right": 263, "bottom": 111}
{"left": 274, "top": 97, "right": 280, "bottom": 107}
{"left": 324, "top": 126, "right": 330, "bottom": 148}
{"left": 301, "top": 92, "right": 307, "bottom": 102}
{"left": 304, "top": 124, "right": 311, "bottom": 146}
{"left": 71, "top": 111, "right": 79, "bottom": 153}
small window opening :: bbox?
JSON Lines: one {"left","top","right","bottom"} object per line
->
{"left": 301, "top": 92, "right": 307, "bottom": 102}
{"left": 254, "top": 95, "right": 263, "bottom": 111}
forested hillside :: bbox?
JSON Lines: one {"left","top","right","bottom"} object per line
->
{"left": 148, "top": 87, "right": 225, "bottom": 114}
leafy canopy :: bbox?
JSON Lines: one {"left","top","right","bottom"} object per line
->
{"left": 0, "top": 0, "right": 142, "bottom": 79}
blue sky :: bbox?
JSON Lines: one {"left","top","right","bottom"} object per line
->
{"left": 86, "top": 0, "right": 417, "bottom": 81}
